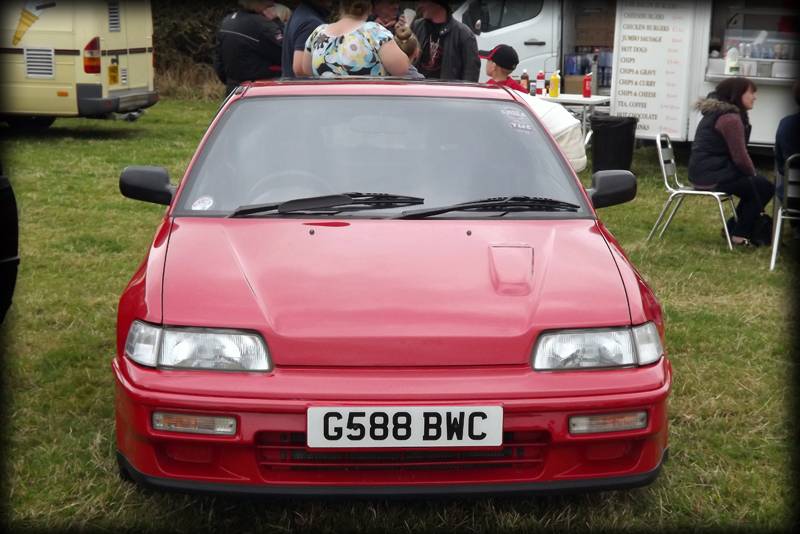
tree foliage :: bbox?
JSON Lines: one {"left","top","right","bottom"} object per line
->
{"left": 151, "top": 1, "right": 310, "bottom": 71}
{"left": 152, "top": 0, "right": 238, "bottom": 68}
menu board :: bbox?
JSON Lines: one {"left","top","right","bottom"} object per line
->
{"left": 610, "top": 1, "right": 695, "bottom": 140}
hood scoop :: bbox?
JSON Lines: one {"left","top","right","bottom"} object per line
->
{"left": 489, "top": 245, "right": 533, "bottom": 296}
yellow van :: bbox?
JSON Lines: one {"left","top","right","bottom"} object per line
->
{"left": 0, "top": 0, "right": 158, "bottom": 130}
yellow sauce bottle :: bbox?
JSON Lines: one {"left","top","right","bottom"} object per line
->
{"left": 549, "top": 69, "right": 561, "bottom": 97}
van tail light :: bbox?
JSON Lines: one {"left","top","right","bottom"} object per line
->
{"left": 83, "top": 36, "right": 101, "bottom": 73}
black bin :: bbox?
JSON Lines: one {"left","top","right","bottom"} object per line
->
{"left": 590, "top": 115, "right": 638, "bottom": 172}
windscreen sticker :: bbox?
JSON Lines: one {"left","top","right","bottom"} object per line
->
{"left": 500, "top": 106, "right": 533, "bottom": 134}
{"left": 500, "top": 107, "right": 525, "bottom": 119}
{"left": 191, "top": 196, "right": 214, "bottom": 211}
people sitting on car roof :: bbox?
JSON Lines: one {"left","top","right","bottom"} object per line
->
{"left": 410, "top": 0, "right": 480, "bottom": 82}
{"left": 281, "top": 0, "right": 332, "bottom": 77}
{"left": 213, "top": 0, "right": 285, "bottom": 94}
{"left": 394, "top": 24, "right": 424, "bottom": 80}
{"left": 272, "top": 2, "right": 292, "bottom": 24}
{"left": 299, "top": 0, "right": 410, "bottom": 78}
{"left": 368, "top": 0, "right": 405, "bottom": 35}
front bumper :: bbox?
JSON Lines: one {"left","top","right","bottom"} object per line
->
{"left": 118, "top": 449, "right": 668, "bottom": 497}
{"left": 114, "top": 357, "right": 671, "bottom": 496}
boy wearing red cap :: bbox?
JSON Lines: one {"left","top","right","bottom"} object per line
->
{"left": 482, "top": 44, "right": 526, "bottom": 93}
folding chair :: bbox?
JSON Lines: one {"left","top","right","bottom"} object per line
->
{"left": 647, "top": 133, "right": 738, "bottom": 250}
{"left": 769, "top": 153, "right": 800, "bottom": 270}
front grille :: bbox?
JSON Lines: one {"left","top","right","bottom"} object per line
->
{"left": 255, "top": 430, "right": 549, "bottom": 484}
{"left": 24, "top": 48, "right": 54, "bottom": 78}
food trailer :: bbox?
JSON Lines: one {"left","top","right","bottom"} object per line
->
{"left": 449, "top": 0, "right": 797, "bottom": 147}
{"left": 609, "top": 1, "right": 798, "bottom": 146}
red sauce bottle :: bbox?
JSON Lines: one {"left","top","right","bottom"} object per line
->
{"left": 582, "top": 72, "right": 592, "bottom": 98}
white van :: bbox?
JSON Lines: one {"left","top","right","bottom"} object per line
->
{"left": 452, "top": 0, "right": 561, "bottom": 82}
{"left": 0, "top": 0, "right": 158, "bottom": 130}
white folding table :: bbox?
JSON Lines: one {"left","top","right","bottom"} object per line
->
{"left": 536, "top": 94, "right": 611, "bottom": 135}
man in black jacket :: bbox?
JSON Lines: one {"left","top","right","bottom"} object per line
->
{"left": 214, "top": 0, "right": 284, "bottom": 94}
{"left": 411, "top": 0, "right": 480, "bottom": 82}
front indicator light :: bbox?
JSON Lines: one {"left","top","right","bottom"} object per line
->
{"left": 152, "top": 411, "right": 236, "bottom": 436}
{"left": 632, "top": 322, "right": 663, "bottom": 365}
{"left": 569, "top": 411, "right": 648, "bottom": 435}
{"left": 125, "top": 321, "right": 161, "bottom": 367}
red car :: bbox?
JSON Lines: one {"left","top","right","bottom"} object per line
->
{"left": 114, "top": 79, "right": 671, "bottom": 496}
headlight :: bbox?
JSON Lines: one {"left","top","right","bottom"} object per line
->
{"left": 533, "top": 322, "right": 663, "bottom": 370}
{"left": 124, "top": 321, "right": 271, "bottom": 371}
{"left": 160, "top": 328, "right": 270, "bottom": 371}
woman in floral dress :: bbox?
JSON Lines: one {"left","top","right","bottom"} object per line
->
{"left": 299, "top": 0, "right": 410, "bottom": 77}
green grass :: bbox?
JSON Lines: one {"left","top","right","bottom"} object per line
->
{"left": 1, "top": 99, "right": 796, "bottom": 532}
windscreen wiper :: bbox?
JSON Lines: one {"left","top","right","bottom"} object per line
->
{"left": 229, "top": 193, "right": 424, "bottom": 217}
{"left": 393, "top": 196, "right": 580, "bottom": 219}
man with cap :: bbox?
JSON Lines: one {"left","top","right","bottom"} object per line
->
{"left": 411, "top": 0, "right": 480, "bottom": 81}
{"left": 482, "top": 44, "right": 526, "bottom": 92}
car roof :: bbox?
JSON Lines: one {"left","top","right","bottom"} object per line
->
{"left": 238, "top": 78, "right": 519, "bottom": 101}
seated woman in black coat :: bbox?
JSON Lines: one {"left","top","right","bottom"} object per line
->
{"left": 688, "top": 77, "right": 775, "bottom": 246}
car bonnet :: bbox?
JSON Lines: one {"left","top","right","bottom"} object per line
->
{"left": 160, "top": 217, "right": 630, "bottom": 367}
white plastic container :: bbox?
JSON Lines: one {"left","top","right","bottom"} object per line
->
{"left": 724, "top": 46, "right": 740, "bottom": 75}
{"left": 772, "top": 60, "right": 799, "bottom": 79}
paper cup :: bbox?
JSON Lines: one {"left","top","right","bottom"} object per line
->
{"left": 402, "top": 8, "right": 416, "bottom": 27}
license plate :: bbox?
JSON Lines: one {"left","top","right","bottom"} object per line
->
{"left": 108, "top": 64, "right": 119, "bottom": 85}
{"left": 119, "top": 94, "right": 150, "bottom": 108}
{"left": 307, "top": 406, "right": 503, "bottom": 448}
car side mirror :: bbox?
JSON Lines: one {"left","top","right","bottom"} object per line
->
{"left": 119, "top": 166, "right": 175, "bottom": 205}
{"left": 587, "top": 170, "right": 636, "bottom": 208}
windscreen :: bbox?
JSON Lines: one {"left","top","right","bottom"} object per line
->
{"left": 175, "top": 96, "right": 587, "bottom": 217}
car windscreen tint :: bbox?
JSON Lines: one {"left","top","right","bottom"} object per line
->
{"left": 175, "top": 96, "right": 587, "bottom": 217}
